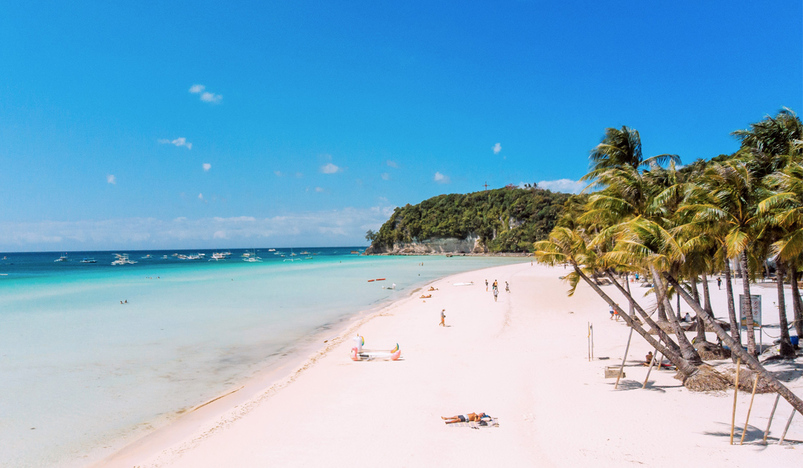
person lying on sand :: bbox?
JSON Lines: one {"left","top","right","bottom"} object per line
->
{"left": 420, "top": 294, "right": 432, "bottom": 299}
{"left": 441, "top": 412, "right": 490, "bottom": 424}
{"left": 428, "top": 286, "right": 438, "bottom": 291}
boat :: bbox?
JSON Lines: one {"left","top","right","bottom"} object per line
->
{"left": 111, "top": 254, "right": 137, "bottom": 265}
{"left": 210, "top": 252, "right": 229, "bottom": 260}
{"left": 80, "top": 258, "right": 97, "bottom": 263}
{"left": 268, "top": 248, "right": 276, "bottom": 252}
{"left": 243, "top": 249, "right": 262, "bottom": 262}
{"left": 54, "top": 253, "right": 68, "bottom": 262}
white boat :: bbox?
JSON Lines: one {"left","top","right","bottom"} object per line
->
{"left": 54, "top": 253, "right": 68, "bottom": 262}
{"left": 243, "top": 249, "right": 261, "bottom": 262}
{"left": 111, "top": 254, "right": 137, "bottom": 265}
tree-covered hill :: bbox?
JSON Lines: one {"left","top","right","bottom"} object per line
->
{"left": 366, "top": 186, "right": 572, "bottom": 253}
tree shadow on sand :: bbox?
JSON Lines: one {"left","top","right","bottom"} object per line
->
{"left": 703, "top": 421, "right": 803, "bottom": 445}
{"left": 609, "top": 379, "right": 669, "bottom": 393}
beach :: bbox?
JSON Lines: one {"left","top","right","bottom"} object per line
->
{"left": 100, "top": 262, "right": 801, "bottom": 467}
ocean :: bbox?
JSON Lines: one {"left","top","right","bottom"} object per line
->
{"left": 0, "top": 248, "right": 524, "bottom": 467}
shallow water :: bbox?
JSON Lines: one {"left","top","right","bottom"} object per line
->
{"left": 0, "top": 248, "right": 523, "bottom": 467}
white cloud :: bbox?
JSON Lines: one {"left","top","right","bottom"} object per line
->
{"left": 198, "top": 193, "right": 204, "bottom": 200}
{"left": 107, "top": 175, "right": 116, "bottom": 184}
{"left": 158, "top": 137, "right": 192, "bottom": 150}
{"left": 200, "top": 92, "right": 222, "bottom": 104}
{"left": 189, "top": 84, "right": 222, "bottom": 104}
{"left": 320, "top": 163, "right": 341, "bottom": 174}
{"left": 536, "top": 178, "right": 587, "bottom": 194}
{"left": 202, "top": 163, "right": 211, "bottom": 172}
{"left": 386, "top": 160, "right": 398, "bottom": 168}
{"left": 315, "top": 187, "right": 325, "bottom": 193}
{"left": 381, "top": 172, "right": 390, "bottom": 181}
{"left": 493, "top": 143, "right": 501, "bottom": 154}
{"left": 434, "top": 172, "right": 450, "bottom": 184}
{"left": 0, "top": 206, "right": 398, "bottom": 251}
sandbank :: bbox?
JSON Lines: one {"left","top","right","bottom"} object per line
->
{"left": 98, "top": 262, "right": 801, "bottom": 467}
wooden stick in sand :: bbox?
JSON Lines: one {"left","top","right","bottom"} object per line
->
{"left": 642, "top": 344, "right": 659, "bottom": 389}
{"left": 730, "top": 358, "right": 741, "bottom": 445}
{"left": 779, "top": 408, "right": 796, "bottom": 445}
{"left": 615, "top": 324, "right": 634, "bottom": 390}
{"left": 763, "top": 394, "right": 781, "bottom": 444}
{"left": 739, "top": 374, "right": 759, "bottom": 445}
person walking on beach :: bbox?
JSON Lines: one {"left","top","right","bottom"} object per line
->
{"left": 505, "top": 281, "right": 510, "bottom": 293}
{"left": 717, "top": 277, "right": 722, "bottom": 290}
{"left": 485, "top": 279, "right": 488, "bottom": 291}
{"left": 492, "top": 279, "right": 498, "bottom": 291}
{"left": 439, "top": 309, "right": 446, "bottom": 327}
{"left": 493, "top": 288, "right": 499, "bottom": 302}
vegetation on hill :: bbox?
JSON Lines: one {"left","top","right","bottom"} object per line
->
{"left": 366, "top": 186, "right": 572, "bottom": 253}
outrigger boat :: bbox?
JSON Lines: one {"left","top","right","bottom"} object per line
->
{"left": 350, "top": 335, "right": 401, "bottom": 361}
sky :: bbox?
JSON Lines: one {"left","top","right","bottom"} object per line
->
{"left": 1, "top": 1, "right": 801, "bottom": 251}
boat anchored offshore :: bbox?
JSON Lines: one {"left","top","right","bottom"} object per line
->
{"left": 54, "top": 253, "right": 68, "bottom": 262}
{"left": 111, "top": 254, "right": 137, "bottom": 265}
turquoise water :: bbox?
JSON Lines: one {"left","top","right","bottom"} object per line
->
{"left": 0, "top": 249, "right": 524, "bottom": 467}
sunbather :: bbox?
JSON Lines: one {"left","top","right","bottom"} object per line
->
{"left": 441, "top": 412, "right": 490, "bottom": 424}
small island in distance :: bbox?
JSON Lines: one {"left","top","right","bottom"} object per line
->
{"left": 364, "top": 185, "right": 572, "bottom": 255}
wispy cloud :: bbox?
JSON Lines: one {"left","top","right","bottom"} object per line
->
{"left": 202, "top": 163, "right": 211, "bottom": 172}
{"left": 381, "top": 173, "right": 390, "bottom": 181}
{"left": 158, "top": 137, "right": 192, "bottom": 150}
{"left": 189, "top": 84, "right": 222, "bottom": 104}
{"left": 106, "top": 175, "right": 116, "bottom": 185}
{"left": 198, "top": 193, "right": 205, "bottom": 201}
{"left": 320, "top": 163, "right": 341, "bottom": 174}
{"left": 386, "top": 160, "right": 398, "bottom": 168}
{"left": 315, "top": 187, "right": 325, "bottom": 193}
{"left": 535, "top": 178, "right": 587, "bottom": 194}
{"left": 0, "top": 206, "right": 398, "bottom": 251}
{"left": 493, "top": 143, "right": 501, "bottom": 154}
{"left": 434, "top": 172, "right": 450, "bottom": 184}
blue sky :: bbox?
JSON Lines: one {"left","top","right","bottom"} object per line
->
{"left": 1, "top": 1, "right": 800, "bottom": 251}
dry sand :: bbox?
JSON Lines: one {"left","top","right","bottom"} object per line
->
{"left": 99, "top": 263, "right": 801, "bottom": 467}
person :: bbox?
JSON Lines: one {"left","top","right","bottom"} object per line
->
{"left": 505, "top": 281, "right": 510, "bottom": 292}
{"left": 684, "top": 312, "right": 691, "bottom": 322}
{"left": 441, "top": 412, "right": 489, "bottom": 424}
{"left": 609, "top": 305, "right": 615, "bottom": 320}
{"left": 493, "top": 288, "right": 498, "bottom": 302}
{"left": 492, "top": 279, "right": 498, "bottom": 291}
{"left": 485, "top": 279, "right": 488, "bottom": 291}
{"left": 717, "top": 277, "right": 722, "bottom": 290}
{"left": 645, "top": 351, "right": 653, "bottom": 365}
{"left": 439, "top": 309, "right": 446, "bottom": 327}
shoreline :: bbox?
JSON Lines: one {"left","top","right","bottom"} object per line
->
{"left": 98, "top": 262, "right": 800, "bottom": 467}
{"left": 93, "top": 263, "right": 520, "bottom": 467}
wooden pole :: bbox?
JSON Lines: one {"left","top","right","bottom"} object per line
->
{"left": 779, "top": 409, "right": 795, "bottom": 445}
{"left": 591, "top": 323, "right": 594, "bottom": 360}
{"left": 615, "top": 324, "right": 634, "bottom": 390}
{"left": 730, "top": 358, "right": 741, "bottom": 445}
{"left": 587, "top": 322, "right": 591, "bottom": 362}
{"left": 642, "top": 344, "right": 659, "bottom": 389}
{"left": 739, "top": 374, "right": 760, "bottom": 444}
{"left": 763, "top": 394, "right": 780, "bottom": 444}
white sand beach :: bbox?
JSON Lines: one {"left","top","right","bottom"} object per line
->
{"left": 99, "top": 262, "right": 802, "bottom": 467}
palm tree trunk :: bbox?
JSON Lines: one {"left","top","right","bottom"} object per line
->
{"left": 776, "top": 262, "right": 795, "bottom": 358}
{"left": 791, "top": 264, "right": 803, "bottom": 339}
{"left": 605, "top": 271, "right": 681, "bottom": 354}
{"left": 575, "top": 266, "right": 697, "bottom": 377}
{"left": 740, "top": 252, "right": 758, "bottom": 356}
{"left": 724, "top": 259, "right": 740, "bottom": 351}
{"left": 650, "top": 266, "right": 702, "bottom": 365}
{"left": 696, "top": 272, "right": 713, "bottom": 344}
{"left": 665, "top": 273, "right": 803, "bottom": 416}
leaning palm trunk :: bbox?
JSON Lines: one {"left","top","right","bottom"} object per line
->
{"left": 723, "top": 260, "right": 740, "bottom": 352}
{"left": 696, "top": 272, "right": 713, "bottom": 344}
{"left": 740, "top": 252, "right": 758, "bottom": 356}
{"left": 791, "top": 266, "right": 803, "bottom": 339}
{"left": 650, "top": 266, "right": 703, "bottom": 365}
{"left": 776, "top": 262, "right": 795, "bottom": 358}
{"left": 605, "top": 271, "right": 681, "bottom": 354}
{"left": 665, "top": 273, "right": 803, "bottom": 416}
{"left": 574, "top": 267, "right": 698, "bottom": 377}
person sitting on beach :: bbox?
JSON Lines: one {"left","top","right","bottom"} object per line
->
{"left": 644, "top": 351, "right": 653, "bottom": 366}
{"left": 441, "top": 412, "right": 489, "bottom": 424}
{"left": 683, "top": 312, "right": 691, "bottom": 322}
